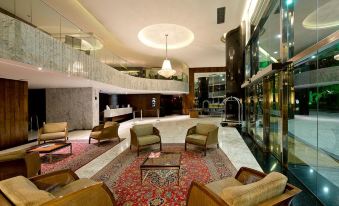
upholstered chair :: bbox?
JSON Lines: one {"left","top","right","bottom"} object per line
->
{"left": 186, "top": 167, "right": 301, "bottom": 206}
{"left": 89, "top": 121, "right": 120, "bottom": 145}
{"left": 0, "top": 169, "right": 117, "bottom": 206}
{"left": 130, "top": 124, "right": 162, "bottom": 156}
{"left": 38, "top": 122, "right": 68, "bottom": 145}
{"left": 0, "top": 150, "right": 41, "bottom": 181}
{"left": 185, "top": 123, "right": 219, "bottom": 156}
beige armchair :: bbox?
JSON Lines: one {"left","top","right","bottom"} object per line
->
{"left": 89, "top": 121, "right": 120, "bottom": 145}
{"left": 186, "top": 167, "right": 301, "bottom": 206}
{"left": 0, "top": 150, "right": 41, "bottom": 181}
{"left": 0, "top": 169, "right": 117, "bottom": 206}
{"left": 185, "top": 123, "right": 219, "bottom": 156}
{"left": 130, "top": 124, "right": 162, "bottom": 156}
{"left": 38, "top": 122, "right": 68, "bottom": 145}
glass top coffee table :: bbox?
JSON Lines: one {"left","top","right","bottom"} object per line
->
{"left": 140, "top": 152, "right": 181, "bottom": 185}
{"left": 28, "top": 142, "right": 72, "bottom": 163}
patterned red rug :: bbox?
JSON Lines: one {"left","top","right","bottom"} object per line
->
{"left": 41, "top": 139, "right": 124, "bottom": 174}
{"left": 91, "top": 144, "right": 236, "bottom": 206}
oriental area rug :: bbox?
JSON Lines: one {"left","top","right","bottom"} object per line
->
{"left": 91, "top": 144, "right": 237, "bottom": 206}
{"left": 41, "top": 139, "right": 124, "bottom": 173}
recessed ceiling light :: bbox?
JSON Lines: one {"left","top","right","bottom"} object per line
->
{"left": 138, "top": 24, "right": 194, "bottom": 50}
{"left": 311, "top": 55, "right": 316, "bottom": 59}
{"left": 274, "top": 51, "right": 278, "bottom": 54}
{"left": 276, "top": 34, "right": 281, "bottom": 38}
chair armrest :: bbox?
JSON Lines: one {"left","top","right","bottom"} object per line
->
{"left": 29, "top": 169, "right": 79, "bottom": 191}
{"left": 153, "top": 127, "right": 160, "bottom": 137}
{"left": 206, "top": 127, "right": 219, "bottom": 145}
{"left": 186, "top": 126, "right": 196, "bottom": 136}
{"left": 41, "top": 182, "right": 116, "bottom": 206}
{"left": 0, "top": 158, "right": 27, "bottom": 180}
{"left": 92, "top": 124, "right": 104, "bottom": 132}
{"left": 186, "top": 181, "right": 229, "bottom": 206}
{"left": 259, "top": 183, "right": 301, "bottom": 206}
{"left": 130, "top": 129, "right": 138, "bottom": 146}
{"left": 25, "top": 151, "right": 41, "bottom": 177}
{"left": 235, "top": 167, "right": 266, "bottom": 184}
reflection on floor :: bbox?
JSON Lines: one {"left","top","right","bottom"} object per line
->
{"left": 240, "top": 130, "right": 330, "bottom": 206}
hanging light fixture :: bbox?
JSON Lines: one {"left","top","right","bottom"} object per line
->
{"left": 158, "top": 34, "right": 176, "bottom": 78}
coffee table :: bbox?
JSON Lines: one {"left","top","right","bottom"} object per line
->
{"left": 28, "top": 142, "right": 72, "bottom": 163}
{"left": 140, "top": 152, "right": 181, "bottom": 185}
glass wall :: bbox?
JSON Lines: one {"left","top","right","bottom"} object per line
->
{"left": 286, "top": 0, "right": 339, "bottom": 205}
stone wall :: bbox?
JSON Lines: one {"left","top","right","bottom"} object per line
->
{"left": 46, "top": 88, "right": 99, "bottom": 130}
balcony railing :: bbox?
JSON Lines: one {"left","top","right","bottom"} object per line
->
{"left": 0, "top": 12, "right": 188, "bottom": 93}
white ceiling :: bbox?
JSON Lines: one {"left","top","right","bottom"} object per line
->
{"left": 77, "top": 0, "right": 246, "bottom": 68}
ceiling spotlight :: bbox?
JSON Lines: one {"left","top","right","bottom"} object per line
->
{"left": 274, "top": 51, "right": 278, "bottom": 54}
{"left": 311, "top": 55, "right": 316, "bottom": 59}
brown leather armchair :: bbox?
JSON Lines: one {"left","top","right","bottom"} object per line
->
{"left": 0, "top": 169, "right": 117, "bottom": 206}
{"left": 89, "top": 121, "right": 120, "bottom": 145}
{"left": 186, "top": 167, "right": 301, "bottom": 206}
{"left": 0, "top": 150, "right": 41, "bottom": 181}
{"left": 185, "top": 123, "right": 219, "bottom": 156}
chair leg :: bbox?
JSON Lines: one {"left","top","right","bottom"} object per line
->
{"left": 97, "top": 139, "right": 100, "bottom": 146}
{"left": 130, "top": 144, "right": 132, "bottom": 150}
{"left": 185, "top": 142, "right": 187, "bottom": 151}
{"left": 217, "top": 143, "right": 219, "bottom": 149}
{"left": 38, "top": 140, "right": 40, "bottom": 145}
{"left": 204, "top": 146, "right": 207, "bottom": 156}
{"left": 137, "top": 146, "right": 140, "bottom": 156}
{"left": 89, "top": 137, "right": 91, "bottom": 144}
{"left": 160, "top": 143, "right": 162, "bottom": 151}
{"left": 118, "top": 137, "right": 121, "bottom": 142}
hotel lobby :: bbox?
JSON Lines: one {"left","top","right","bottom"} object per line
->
{"left": 0, "top": 0, "right": 338, "bottom": 205}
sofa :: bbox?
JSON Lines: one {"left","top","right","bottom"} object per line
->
{"left": 89, "top": 121, "right": 120, "bottom": 145}
{"left": 0, "top": 169, "right": 117, "bottom": 206}
{"left": 38, "top": 122, "right": 68, "bottom": 145}
{"left": 130, "top": 124, "right": 162, "bottom": 156}
{"left": 0, "top": 150, "right": 41, "bottom": 181}
{"left": 186, "top": 167, "right": 301, "bottom": 206}
{"left": 185, "top": 123, "right": 219, "bottom": 156}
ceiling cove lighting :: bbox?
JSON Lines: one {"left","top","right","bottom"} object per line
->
{"left": 158, "top": 34, "right": 176, "bottom": 78}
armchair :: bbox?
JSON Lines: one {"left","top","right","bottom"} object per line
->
{"left": 0, "top": 150, "right": 41, "bottom": 181}
{"left": 130, "top": 124, "right": 162, "bottom": 156}
{"left": 89, "top": 121, "right": 120, "bottom": 145}
{"left": 0, "top": 169, "right": 117, "bottom": 206}
{"left": 187, "top": 167, "right": 301, "bottom": 206}
{"left": 38, "top": 122, "right": 68, "bottom": 145}
{"left": 185, "top": 123, "right": 219, "bottom": 156}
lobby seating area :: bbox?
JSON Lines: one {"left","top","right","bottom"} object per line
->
{"left": 1, "top": 0, "right": 337, "bottom": 205}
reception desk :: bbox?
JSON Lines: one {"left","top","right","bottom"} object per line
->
{"left": 104, "top": 107, "right": 133, "bottom": 122}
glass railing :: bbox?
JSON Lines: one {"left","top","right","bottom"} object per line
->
{"left": 0, "top": 12, "right": 188, "bottom": 92}
{"left": 0, "top": 0, "right": 187, "bottom": 82}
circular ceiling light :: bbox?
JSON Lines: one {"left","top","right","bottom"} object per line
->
{"left": 303, "top": 0, "right": 339, "bottom": 30}
{"left": 138, "top": 24, "right": 194, "bottom": 50}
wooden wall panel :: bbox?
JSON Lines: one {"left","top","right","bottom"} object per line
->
{"left": 0, "top": 78, "right": 28, "bottom": 150}
{"left": 118, "top": 94, "right": 160, "bottom": 117}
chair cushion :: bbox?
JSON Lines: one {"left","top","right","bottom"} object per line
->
{"left": 90, "top": 131, "right": 101, "bottom": 139}
{"left": 0, "top": 176, "right": 55, "bottom": 206}
{"left": 206, "top": 177, "right": 243, "bottom": 196}
{"left": 0, "top": 150, "right": 26, "bottom": 161}
{"left": 196, "top": 123, "right": 217, "bottom": 136}
{"left": 44, "top": 122, "right": 67, "bottom": 133}
{"left": 50, "top": 178, "right": 97, "bottom": 197}
{"left": 40, "top": 132, "right": 66, "bottom": 140}
{"left": 138, "top": 135, "right": 160, "bottom": 146}
{"left": 133, "top": 124, "right": 154, "bottom": 136}
{"left": 186, "top": 134, "right": 207, "bottom": 145}
{"left": 221, "top": 172, "right": 288, "bottom": 206}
